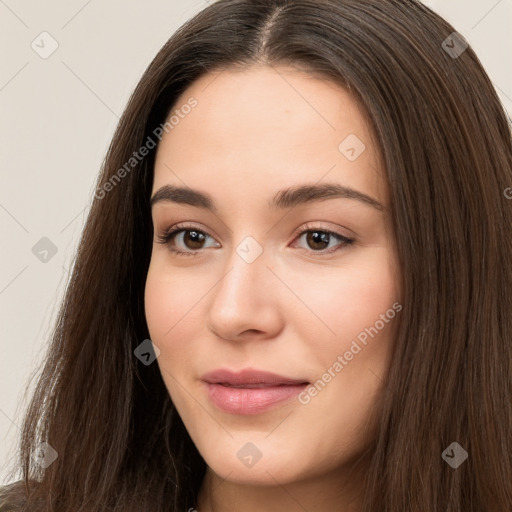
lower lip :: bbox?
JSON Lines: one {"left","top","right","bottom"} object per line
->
{"left": 204, "top": 382, "right": 308, "bottom": 415}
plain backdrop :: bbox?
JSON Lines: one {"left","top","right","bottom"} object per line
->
{"left": 1, "top": 0, "right": 511, "bottom": 485}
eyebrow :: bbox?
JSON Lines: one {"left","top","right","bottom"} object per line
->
{"left": 149, "top": 182, "right": 385, "bottom": 212}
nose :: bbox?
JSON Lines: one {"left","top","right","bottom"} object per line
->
{"left": 206, "top": 240, "right": 284, "bottom": 342}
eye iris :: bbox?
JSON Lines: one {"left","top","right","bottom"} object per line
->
{"left": 184, "top": 230, "right": 205, "bottom": 249}
{"left": 307, "top": 231, "right": 330, "bottom": 250}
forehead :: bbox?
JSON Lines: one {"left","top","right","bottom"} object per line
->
{"left": 152, "top": 64, "right": 387, "bottom": 210}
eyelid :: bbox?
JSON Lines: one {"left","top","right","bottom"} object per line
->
{"left": 291, "top": 221, "right": 353, "bottom": 241}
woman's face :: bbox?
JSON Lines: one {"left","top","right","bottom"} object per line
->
{"left": 145, "top": 64, "right": 401, "bottom": 486}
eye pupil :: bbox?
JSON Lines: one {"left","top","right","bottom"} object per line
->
{"left": 184, "top": 230, "right": 205, "bottom": 249}
{"left": 307, "top": 231, "right": 330, "bottom": 250}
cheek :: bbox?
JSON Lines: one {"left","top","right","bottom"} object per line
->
{"left": 290, "top": 248, "right": 399, "bottom": 345}
{"left": 144, "top": 263, "right": 205, "bottom": 342}
{"left": 144, "top": 267, "right": 196, "bottom": 408}
{"left": 293, "top": 248, "right": 400, "bottom": 433}
{"left": 144, "top": 271, "right": 172, "bottom": 342}
{"left": 144, "top": 262, "right": 211, "bottom": 395}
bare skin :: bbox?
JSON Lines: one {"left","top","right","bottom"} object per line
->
{"left": 144, "top": 64, "right": 401, "bottom": 512}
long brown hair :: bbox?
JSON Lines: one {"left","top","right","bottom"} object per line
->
{"left": 2, "top": 0, "right": 511, "bottom": 510}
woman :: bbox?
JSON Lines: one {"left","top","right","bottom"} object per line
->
{"left": 1, "top": 0, "right": 511, "bottom": 510}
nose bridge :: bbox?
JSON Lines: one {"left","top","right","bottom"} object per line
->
{"left": 206, "top": 233, "right": 282, "bottom": 338}
{"left": 218, "top": 234, "right": 269, "bottom": 301}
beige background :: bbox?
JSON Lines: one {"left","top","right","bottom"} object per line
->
{"left": 1, "top": 0, "right": 511, "bottom": 485}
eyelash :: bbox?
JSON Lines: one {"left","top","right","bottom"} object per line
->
{"left": 156, "top": 222, "right": 355, "bottom": 258}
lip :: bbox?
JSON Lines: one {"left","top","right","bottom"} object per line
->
{"left": 201, "top": 368, "right": 309, "bottom": 386}
{"left": 201, "top": 368, "right": 309, "bottom": 415}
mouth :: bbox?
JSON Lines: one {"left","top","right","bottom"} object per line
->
{"left": 201, "top": 368, "right": 310, "bottom": 415}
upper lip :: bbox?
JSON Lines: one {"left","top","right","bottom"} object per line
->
{"left": 201, "top": 368, "right": 309, "bottom": 387}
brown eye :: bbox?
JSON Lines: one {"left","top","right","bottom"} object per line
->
{"left": 156, "top": 225, "right": 220, "bottom": 256}
{"left": 179, "top": 230, "right": 207, "bottom": 250}
{"left": 305, "top": 231, "right": 331, "bottom": 251}
{"left": 293, "top": 227, "right": 354, "bottom": 255}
